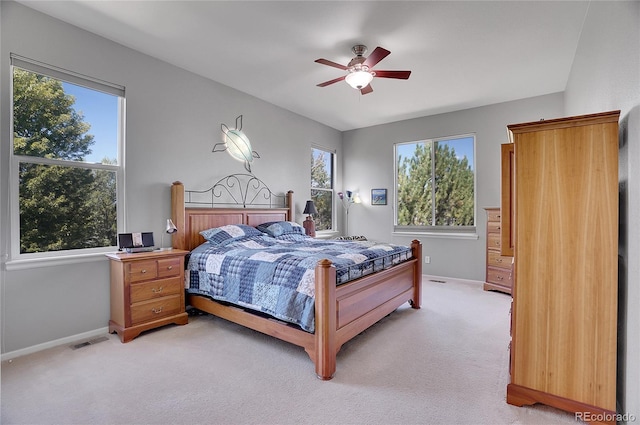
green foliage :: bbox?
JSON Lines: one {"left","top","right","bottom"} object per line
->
{"left": 310, "top": 149, "right": 333, "bottom": 231}
{"left": 397, "top": 141, "right": 474, "bottom": 227}
{"left": 13, "top": 68, "right": 117, "bottom": 253}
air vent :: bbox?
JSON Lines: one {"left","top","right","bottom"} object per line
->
{"left": 70, "top": 336, "right": 108, "bottom": 350}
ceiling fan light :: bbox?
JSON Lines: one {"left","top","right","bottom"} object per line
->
{"left": 345, "top": 70, "right": 373, "bottom": 90}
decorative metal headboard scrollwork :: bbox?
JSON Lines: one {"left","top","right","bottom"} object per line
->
{"left": 184, "top": 173, "right": 287, "bottom": 208}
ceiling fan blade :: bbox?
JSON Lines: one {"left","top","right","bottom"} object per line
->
{"left": 363, "top": 46, "right": 391, "bottom": 68}
{"left": 374, "top": 70, "right": 412, "bottom": 80}
{"left": 360, "top": 84, "right": 373, "bottom": 95}
{"left": 317, "top": 75, "right": 346, "bottom": 87}
{"left": 314, "top": 58, "right": 348, "bottom": 70}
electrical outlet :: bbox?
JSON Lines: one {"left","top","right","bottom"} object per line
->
{"left": 425, "top": 256, "right": 431, "bottom": 264}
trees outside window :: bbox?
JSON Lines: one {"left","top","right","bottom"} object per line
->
{"left": 11, "top": 59, "right": 124, "bottom": 256}
{"left": 395, "top": 135, "right": 475, "bottom": 232}
{"left": 310, "top": 147, "right": 334, "bottom": 232}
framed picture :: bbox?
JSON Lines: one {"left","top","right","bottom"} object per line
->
{"left": 371, "top": 188, "right": 387, "bottom": 205}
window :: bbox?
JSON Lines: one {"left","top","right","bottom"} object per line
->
{"left": 394, "top": 134, "right": 475, "bottom": 233}
{"left": 10, "top": 55, "right": 125, "bottom": 258}
{"left": 310, "top": 147, "right": 335, "bottom": 232}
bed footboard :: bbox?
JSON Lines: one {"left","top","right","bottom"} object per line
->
{"left": 313, "top": 239, "right": 422, "bottom": 380}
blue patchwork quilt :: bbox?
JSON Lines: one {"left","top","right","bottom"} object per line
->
{"left": 186, "top": 232, "right": 412, "bottom": 333}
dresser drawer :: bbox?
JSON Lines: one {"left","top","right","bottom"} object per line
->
{"left": 157, "top": 257, "right": 181, "bottom": 278}
{"left": 487, "top": 210, "right": 501, "bottom": 223}
{"left": 487, "top": 267, "right": 513, "bottom": 287}
{"left": 487, "top": 221, "right": 502, "bottom": 234}
{"left": 130, "top": 295, "right": 182, "bottom": 325}
{"left": 487, "top": 251, "right": 513, "bottom": 270}
{"left": 487, "top": 232, "right": 502, "bottom": 250}
{"left": 127, "top": 260, "right": 158, "bottom": 283}
{"left": 130, "top": 277, "right": 182, "bottom": 303}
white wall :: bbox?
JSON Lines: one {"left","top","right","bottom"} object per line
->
{"left": 342, "top": 93, "right": 563, "bottom": 280}
{"left": 564, "top": 1, "right": 640, "bottom": 419}
{"left": 0, "top": 2, "right": 341, "bottom": 354}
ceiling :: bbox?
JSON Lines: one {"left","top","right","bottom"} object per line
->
{"left": 17, "top": 1, "right": 590, "bottom": 132}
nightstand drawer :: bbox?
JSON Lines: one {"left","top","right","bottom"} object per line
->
{"left": 130, "top": 277, "right": 182, "bottom": 303}
{"left": 157, "top": 257, "right": 181, "bottom": 278}
{"left": 127, "top": 260, "right": 158, "bottom": 283}
{"left": 131, "top": 295, "right": 182, "bottom": 325}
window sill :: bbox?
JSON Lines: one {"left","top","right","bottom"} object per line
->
{"left": 392, "top": 231, "right": 479, "bottom": 240}
{"left": 4, "top": 250, "right": 112, "bottom": 271}
{"left": 314, "top": 231, "right": 339, "bottom": 240}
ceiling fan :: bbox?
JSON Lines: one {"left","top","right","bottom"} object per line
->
{"left": 315, "top": 44, "right": 411, "bottom": 95}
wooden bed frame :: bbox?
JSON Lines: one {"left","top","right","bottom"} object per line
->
{"left": 171, "top": 180, "right": 422, "bottom": 380}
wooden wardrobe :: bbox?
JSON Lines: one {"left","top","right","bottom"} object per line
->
{"left": 502, "top": 111, "right": 620, "bottom": 423}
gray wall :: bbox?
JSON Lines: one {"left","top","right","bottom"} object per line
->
{"left": 0, "top": 1, "right": 341, "bottom": 354}
{"left": 563, "top": 1, "right": 640, "bottom": 419}
{"left": 342, "top": 93, "right": 563, "bottom": 280}
{"left": 1, "top": 1, "right": 639, "bottom": 419}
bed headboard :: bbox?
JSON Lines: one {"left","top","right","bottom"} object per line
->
{"left": 171, "top": 177, "right": 294, "bottom": 251}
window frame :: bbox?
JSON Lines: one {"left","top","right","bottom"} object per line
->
{"left": 310, "top": 145, "right": 336, "bottom": 234}
{"left": 393, "top": 133, "right": 477, "bottom": 238}
{"left": 8, "top": 55, "right": 126, "bottom": 266}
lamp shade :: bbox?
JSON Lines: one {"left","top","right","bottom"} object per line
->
{"left": 345, "top": 70, "right": 374, "bottom": 89}
{"left": 165, "top": 218, "right": 177, "bottom": 234}
{"left": 303, "top": 200, "right": 317, "bottom": 215}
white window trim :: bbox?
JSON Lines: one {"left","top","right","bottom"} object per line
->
{"left": 311, "top": 144, "right": 337, "bottom": 233}
{"left": 393, "top": 133, "right": 477, "bottom": 235}
{"left": 9, "top": 56, "right": 126, "bottom": 265}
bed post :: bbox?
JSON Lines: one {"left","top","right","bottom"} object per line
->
{"left": 171, "top": 181, "right": 186, "bottom": 250}
{"left": 314, "top": 259, "right": 337, "bottom": 380}
{"left": 411, "top": 239, "right": 422, "bottom": 309}
{"left": 286, "top": 190, "right": 294, "bottom": 221}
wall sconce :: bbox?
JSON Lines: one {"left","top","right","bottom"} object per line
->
{"left": 303, "top": 200, "right": 318, "bottom": 237}
{"left": 213, "top": 115, "right": 260, "bottom": 173}
{"left": 338, "top": 191, "right": 361, "bottom": 235}
{"left": 161, "top": 218, "right": 177, "bottom": 250}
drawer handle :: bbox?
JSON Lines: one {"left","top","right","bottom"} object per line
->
{"left": 496, "top": 258, "right": 502, "bottom": 263}
{"left": 496, "top": 215, "right": 501, "bottom": 219}
{"left": 166, "top": 265, "right": 173, "bottom": 270}
{"left": 497, "top": 276, "right": 503, "bottom": 281}
{"left": 141, "top": 269, "right": 147, "bottom": 274}
{"left": 151, "top": 307, "right": 163, "bottom": 314}
{"left": 151, "top": 287, "right": 163, "bottom": 294}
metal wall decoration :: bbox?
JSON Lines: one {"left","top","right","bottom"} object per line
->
{"left": 213, "top": 115, "right": 260, "bottom": 173}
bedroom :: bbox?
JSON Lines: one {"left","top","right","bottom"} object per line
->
{"left": 0, "top": 0, "right": 638, "bottom": 423}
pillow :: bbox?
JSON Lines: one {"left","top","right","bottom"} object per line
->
{"left": 256, "top": 221, "right": 306, "bottom": 238}
{"left": 200, "top": 224, "right": 264, "bottom": 245}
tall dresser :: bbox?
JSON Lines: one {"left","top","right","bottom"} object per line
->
{"left": 484, "top": 207, "right": 512, "bottom": 294}
{"left": 502, "top": 111, "right": 619, "bottom": 423}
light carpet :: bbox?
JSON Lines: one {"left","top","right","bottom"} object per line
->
{"left": 1, "top": 277, "right": 578, "bottom": 425}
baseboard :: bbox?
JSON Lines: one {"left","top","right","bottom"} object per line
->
{"left": 1, "top": 327, "right": 110, "bottom": 361}
{"left": 423, "top": 273, "right": 484, "bottom": 286}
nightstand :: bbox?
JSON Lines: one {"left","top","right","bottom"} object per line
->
{"left": 106, "top": 249, "right": 189, "bottom": 342}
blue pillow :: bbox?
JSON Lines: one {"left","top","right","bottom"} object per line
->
{"left": 200, "top": 224, "right": 264, "bottom": 245}
{"left": 256, "top": 221, "right": 305, "bottom": 238}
